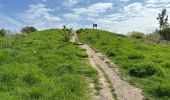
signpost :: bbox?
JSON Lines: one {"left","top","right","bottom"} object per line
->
{"left": 93, "top": 24, "right": 97, "bottom": 29}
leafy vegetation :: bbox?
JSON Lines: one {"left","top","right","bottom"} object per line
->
{"left": 78, "top": 29, "right": 170, "bottom": 100}
{"left": 161, "top": 28, "right": 170, "bottom": 40}
{"left": 128, "top": 31, "right": 145, "bottom": 39}
{"left": 21, "top": 26, "right": 38, "bottom": 34}
{"left": 157, "top": 9, "right": 170, "bottom": 40}
{"left": 0, "top": 29, "right": 98, "bottom": 100}
{"left": 0, "top": 29, "right": 7, "bottom": 37}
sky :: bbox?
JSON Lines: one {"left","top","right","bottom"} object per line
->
{"left": 0, "top": 0, "right": 170, "bottom": 34}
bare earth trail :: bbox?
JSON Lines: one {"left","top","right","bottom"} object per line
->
{"left": 71, "top": 31, "right": 143, "bottom": 100}
{"left": 71, "top": 31, "right": 113, "bottom": 100}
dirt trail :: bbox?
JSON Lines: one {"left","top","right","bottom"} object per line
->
{"left": 71, "top": 31, "right": 143, "bottom": 100}
{"left": 71, "top": 31, "right": 113, "bottom": 100}
{"left": 88, "top": 52, "right": 114, "bottom": 100}
{"left": 81, "top": 44, "right": 143, "bottom": 100}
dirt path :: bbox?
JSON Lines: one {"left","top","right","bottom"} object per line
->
{"left": 71, "top": 31, "right": 143, "bottom": 100}
{"left": 88, "top": 52, "right": 114, "bottom": 100}
{"left": 81, "top": 44, "right": 143, "bottom": 100}
{"left": 71, "top": 31, "right": 114, "bottom": 100}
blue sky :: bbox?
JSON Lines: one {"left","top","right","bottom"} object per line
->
{"left": 0, "top": 0, "right": 170, "bottom": 34}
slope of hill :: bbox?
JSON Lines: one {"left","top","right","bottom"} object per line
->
{"left": 78, "top": 29, "right": 170, "bottom": 100}
{"left": 0, "top": 29, "right": 98, "bottom": 100}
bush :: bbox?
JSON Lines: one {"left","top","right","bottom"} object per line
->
{"left": 76, "top": 52, "right": 88, "bottom": 58}
{"left": 145, "top": 33, "right": 161, "bottom": 44}
{"left": 0, "top": 29, "right": 6, "bottom": 37}
{"left": 128, "top": 31, "right": 145, "bottom": 39}
{"left": 161, "top": 28, "right": 170, "bottom": 40}
{"left": 153, "top": 84, "right": 170, "bottom": 97}
{"left": 60, "top": 29, "right": 71, "bottom": 43}
{"left": 128, "top": 54, "right": 144, "bottom": 60}
{"left": 21, "top": 26, "right": 37, "bottom": 34}
{"left": 0, "top": 73, "right": 18, "bottom": 84}
{"left": 22, "top": 73, "right": 40, "bottom": 86}
{"left": 30, "top": 88, "right": 42, "bottom": 99}
{"left": 129, "top": 63, "right": 157, "bottom": 78}
{"left": 76, "top": 29, "right": 83, "bottom": 34}
{"left": 106, "top": 50, "right": 117, "bottom": 57}
{"left": 162, "top": 62, "right": 170, "bottom": 68}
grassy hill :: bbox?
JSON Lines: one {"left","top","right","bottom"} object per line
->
{"left": 0, "top": 29, "right": 98, "bottom": 100}
{"left": 78, "top": 29, "right": 170, "bottom": 100}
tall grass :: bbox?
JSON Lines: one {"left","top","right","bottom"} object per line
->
{"left": 0, "top": 29, "right": 98, "bottom": 100}
{"left": 78, "top": 29, "right": 170, "bottom": 100}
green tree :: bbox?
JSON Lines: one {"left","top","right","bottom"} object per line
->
{"left": 157, "top": 9, "right": 169, "bottom": 40}
{"left": 162, "top": 28, "right": 170, "bottom": 40}
{"left": 21, "top": 26, "right": 37, "bottom": 34}
{"left": 157, "top": 9, "right": 169, "bottom": 30}
{"left": 0, "top": 29, "right": 6, "bottom": 37}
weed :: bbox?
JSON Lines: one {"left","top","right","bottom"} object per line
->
{"left": 129, "top": 63, "right": 157, "bottom": 78}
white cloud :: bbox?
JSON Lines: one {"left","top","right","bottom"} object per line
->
{"left": 146, "top": 0, "right": 170, "bottom": 4}
{"left": 123, "top": 3, "right": 142, "bottom": 14}
{"left": 73, "top": 3, "right": 113, "bottom": 16}
{"left": 63, "top": 13, "right": 80, "bottom": 20}
{"left": 14, "top": 1, "right": 170, "bottom": 34}
{"left": 24, "top": 4, "right": 60, "bottom": 21}
{"left": 60, "top": 2, "right": 114, "bottom": 30}
{"left": 21, "top": 4, "right": 62, "bottom": 29}
{"left": 63, "top": 0, "right": 82, "bottom": 7}
{"left": 87, "top": 2, "right": 163, "bottom": 34}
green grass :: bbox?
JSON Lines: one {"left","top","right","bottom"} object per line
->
{"left": 0, "top": 29, "right": 98, "bottom": 100}
{"left": 78, "top": 28, "right": 170, "bottom": 100}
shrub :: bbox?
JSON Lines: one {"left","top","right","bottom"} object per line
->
{"left": 128, "top": 54, "right": 144, "bottom": 60}
{"left": 106, "top": 50, "right": 117, "bottom": 57}
{"left": 21, "top": 26, "right": 37, "bottom": 34}
{"left": 129, "top": 63, "right": 157, "bottom": 78}
{"left": 76, "top": 52, "right": 88, "bottom": 58}
{"left": 145, "top": 33, "right": 161, "bottom": 44}
{"left": 30, "top": 88, "right": 42, "bottom": 99}
{"left": 0, "top": 73, "right": 18, "bottom": 84}
{"left": 0, "top": 29, "right": 6, "bottom": 37}
{"left": 128, "top": 31, "right": 145, "bottom": 39}
{"left": 22, "top": 73, "right": 40, "bottom": 86}
{"left": 153, "top": 84, "right": 170, "bottom": 97}
{"left": 161, "top": 28, "right": 170, "bottom": 40}
{"left": 60, "top": 29, "right": 71, "bottom": 43}
{"left": 76, "top": 29, "right": 83, "bottom": 34}
{"left": 162, "top": 62, "right": 170, "bottom": 68}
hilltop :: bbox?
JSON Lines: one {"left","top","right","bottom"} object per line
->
{"left": 0, "top": 28, "right": 170, "bottom": 100}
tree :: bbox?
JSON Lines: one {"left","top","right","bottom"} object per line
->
{"left": 157, "top": 9, "right": 169, "bottom": 38}
{"left": 0, "top": 29, "right": 6, "bottom": 37}
{"left": 157, "top": 9, "right": 169, "bottom": 30}
{"left": 162, "top": 28, "right": 170, "bottom": 40}
{"left": 21, "top": 26, "right": 37, "bottom": 34}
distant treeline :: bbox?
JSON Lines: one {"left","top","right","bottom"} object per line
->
{"left": 0, "top": 26, "right": 38, "bottom": 37}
